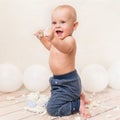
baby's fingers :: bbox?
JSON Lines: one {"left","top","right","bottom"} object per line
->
{"left": 34, "top": 30, "right": 44, "bottom": 39}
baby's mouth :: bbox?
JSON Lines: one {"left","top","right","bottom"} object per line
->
{"left": 56, "top": 30, "right": 63, "bottom": 36}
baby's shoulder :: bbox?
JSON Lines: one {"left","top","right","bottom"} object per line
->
{"left": 64, "top": 36, "right": 76, "bottom": 45}
{"left": 65, "top": 36, "right": 75, "bottom": 41}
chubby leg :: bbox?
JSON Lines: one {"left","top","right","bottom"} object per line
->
{"left": 79, "top": 93, "right": 91, "bottom": 118}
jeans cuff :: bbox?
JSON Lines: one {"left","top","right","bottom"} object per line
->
{"left": 71, "top": 98, "right": 80, "bottom": 114}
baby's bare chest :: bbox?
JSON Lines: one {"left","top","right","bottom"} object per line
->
{"left": 50, "top": 46, "right": 64, "bottom": 56}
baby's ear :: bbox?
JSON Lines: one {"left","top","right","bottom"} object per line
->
{"left": 73, "top": 21, "right": 78, "bottom": 30}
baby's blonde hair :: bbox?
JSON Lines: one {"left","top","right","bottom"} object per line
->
{"left": 53, "top": 5, "right": 77, "bottom": 22}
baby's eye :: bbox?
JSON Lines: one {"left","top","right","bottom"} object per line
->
{"left": 61, "top": 21, "right": 65, "bottom": 24}
{"left": 52, "top": 21, "right": 56, "bottom": 25}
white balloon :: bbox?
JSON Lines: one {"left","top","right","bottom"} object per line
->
{"left": 0, "top": 64, "right": 23, "bottom": 92}
{"left": 108, "top": 62, "right": 120, "bottom": 89}
{"left": 23, "top": 64, "right": 50, "bottom": 92}
{"left": 80, "top": 64, "right": 108, "bottom": 92}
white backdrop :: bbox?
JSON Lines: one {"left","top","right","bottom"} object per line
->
{"left": 0, "top": 0, "right": 120, "bottom": 71}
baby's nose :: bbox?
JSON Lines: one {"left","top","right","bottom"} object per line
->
{"left": 56, "top": 23, "right": 60, "bottom": 27}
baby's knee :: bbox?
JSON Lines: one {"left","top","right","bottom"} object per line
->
{"left": 46, "top": 101, "right": 58, "bottom": 116}
{"left": 47, "top": 100, "right": 72, "bottom": 116}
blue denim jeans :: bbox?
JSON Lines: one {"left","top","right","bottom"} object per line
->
{"left": 47, "top": 70, "right": 81, "bottom": 116}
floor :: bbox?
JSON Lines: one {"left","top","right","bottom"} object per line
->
{"left": 0, "top": 87, "right": 120, "bottom": 120}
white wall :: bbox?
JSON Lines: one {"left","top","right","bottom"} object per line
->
{"left": 0, "top": 0, "right": 120, "bottom": 71}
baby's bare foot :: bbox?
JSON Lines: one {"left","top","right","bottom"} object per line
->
{"left": 85, "top": 99, "right": 90, "bottom": 105}
{"left": 79, "top": 99, "right": 91, "bottom": 118}
{"left": 80, "top": 93, "right": 90, "bottom": 105}
{"left": 80, "top": 108, "right": 91, "bottom": 118}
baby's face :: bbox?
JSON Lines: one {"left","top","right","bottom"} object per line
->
{"left": 51, "top": 8, "right": 76, "bottom": 39}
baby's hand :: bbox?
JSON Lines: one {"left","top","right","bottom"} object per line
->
{"left": 34, "top": 30, "right": 44, "bottom": 40}
{"left": 44, "top": 27, "right": 54, "bottom": 40}
{"left": 44, "top": 27, "right": 51, "bottom": 37}
{"left": 34, "top": 27, "right": 54, "bottom": 41}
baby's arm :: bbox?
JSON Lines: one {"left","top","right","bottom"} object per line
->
{"left": 51, "top": 36, "right": 75, "bottom": 54}
{"left": 34, "top": 29, "right": 51, "bottom": 50}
